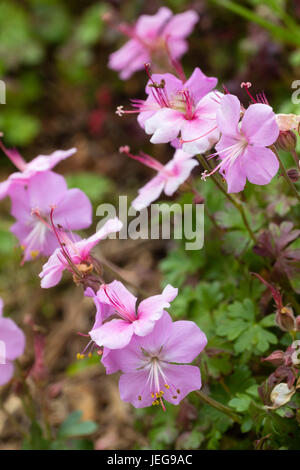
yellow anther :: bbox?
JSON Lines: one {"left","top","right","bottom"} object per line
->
{"left": 20, "top": 245, "right": 25, "bottom": 251}
{"left": 30, "top": 250, "right": 39, "bottom": 258}
{"left": 88, "top": 352, "right": 92, "bottom": 358}
{"left": 138, "top": 395, "right": 142, "bottom": 401}
{"left": 164, "top": 384, "right": 170, "bottom": 389}
{"left": 176, "top": 389, "right": 181, "bottom": 394}
{"left": 76, "top": 353, "right": 81, "bottom": 360}
{"left": 172, "top": 395, "right": 178, "bottom": 399}
{"left": 80, "top": 354, "right": 85, "bottom": 359}
{"left": 151, "top": 393, "right": 155, "bottom": 398}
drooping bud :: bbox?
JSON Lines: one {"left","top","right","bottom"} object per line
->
{"left": 275, "top": 306, "right": 296, "bottom": 332}
{"left": 276, "top": 130, "right": 297, "bottom": 152}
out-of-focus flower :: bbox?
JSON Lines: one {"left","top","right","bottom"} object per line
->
{"left": 120, "top": 146, "right": 198, "bottom": 210}
{"left": 276, "top": 113, "right": 300, "bottom": 132}
{"left": 0, "top": 140, "right": 76, "bottom": 200}
{"left": 89, "top": 281, "right": 178, "bottom": 349}
{"left": 202, "top": 94, "right": 279, "bottom": 193}
{"left": 102, "top": 312, "right": 207, "bottom": 409}
{"left": 39, "top": 218, "right": 123, "bottom": 288}
{"left": 9, "top": 171, "right": 92, "bottom": 262}
{"left": 0, "top": 298, "right": 25, "bottom": 386}
{"left": 108, "top": 7, "right": 199, "bottom": 80}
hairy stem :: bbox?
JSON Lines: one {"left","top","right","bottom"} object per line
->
{"left": 272, "top": 146, "right": 300, "bottom": 202}
{"left": 194, "top": 390, "right": 242, "bottom": 423}
{"left": 197, "top": 154, "right": 257, "bottom": 243}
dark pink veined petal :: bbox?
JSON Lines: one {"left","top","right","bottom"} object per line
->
{"left": 243, "top": 146, "right": 279, "bottom": 186}
{"left": 241, "top": 103, "right": 279, "bottom": 147}
{"left": 162, "top": 320, "right": 207, "bottom": 363}
{"left": 96, "top": 280, "right": 137, "bottom": 321}
{"left": 89, "top": 319, "right": 134, "bottom": 349}
{"left": 216, "top": 94, "right": 241, "bottom": 137}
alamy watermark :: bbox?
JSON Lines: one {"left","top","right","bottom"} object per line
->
{"left": 0, "top": 340, "right": 6, "bottom": 365}
{"left": 291, "top": 80, "right": 300, "bottom": 104}
{"left": 96, "top": 196, "right": 204, "bottom": 250}
{"left": 0, "top": 80, "right": 6, "bottom": 104}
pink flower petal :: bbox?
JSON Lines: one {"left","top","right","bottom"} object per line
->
{"left": 217, "top": 94, "right": 241, "bottom": 137}
{"left": 132, "top": 174, "right": 165, "bottom": 210}
{"left": 145, "top": 108, "right": 183, "bottom": 144}
{"left": 162, "top": 320, "right": 207, "bottom": 363}
{"left": 90, "top": 319, "right": 134, "bottom": 349}
{"left": 243, "top": 146, "right": 279, "bottom": 185}
{"left": 241, "top": 103, "right": 279, "bottom": 146}
{"left": 160, "top": 364, "right": 201, "bottom": 405}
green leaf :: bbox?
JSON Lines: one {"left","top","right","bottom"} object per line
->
{"left": 58, "top": 410, "right": 98, "bottom": 438}
{"left": 66, "top": 172, "right": 113, "bottom": 204}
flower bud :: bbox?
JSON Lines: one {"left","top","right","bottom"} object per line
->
{"left": 262, "top": 350, "right": 285, "bottom": 367}
{"left": 287, "top": 168, "right": 300, "bottom": 183}
{"left": 296, "top": 316, "right": 300, "bottom": 331}
{"left": 275, "top": 306, "right": 296, "bottom": 332}
{"left": 276, "top": 130, "right": 297, "bottom": 152}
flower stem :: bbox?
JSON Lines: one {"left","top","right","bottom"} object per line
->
{"left": 197, "top": 155, "right": 257, "bottom": 244}
{"left": 194, "top": 390, "right": 242, "bottom": 423}
{"left": 272, "top": 146, "right": 300, "bottom": 203}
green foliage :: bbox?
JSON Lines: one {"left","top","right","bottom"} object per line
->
{"left": 66, "top": 172, "right": 113, "bottom": 204}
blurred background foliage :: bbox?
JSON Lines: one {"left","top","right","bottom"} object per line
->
{"left": 0, "top": 0, "right": 300, "bottom": 450}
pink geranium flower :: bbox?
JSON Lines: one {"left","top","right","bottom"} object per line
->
{"left": 108, "top": 7, "right": 199, "bottom": 80}
{"left": 0, "top": 140, "right": 76, "bottom": 200}
{"left": 120, "top": 146, "right": 198, "bottom": 210}
{"left": 88, "top": 281, "right": 178, "bottom": 350}
{"left": 118, "top": 68, "right": 221, "bottom": 155}
{"left": 9, "top": 171, "right": 92, "bottom": 262}
{"left": 202, "top": 94, "right": 280, "bottom": 193}
{"left": 0, "top": 298, "right": 25, "bottom": 386}
{"left": 39, "top": 217, "right": 123, "bottom": 288}
{"left": 102, "top": 311, "right": 207, "bottom": 409}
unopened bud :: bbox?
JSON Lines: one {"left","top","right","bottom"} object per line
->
{"left": 276, "top": 130, "right": 297, "bottom": 152}
{"left": 287, "top": 168, "right": 300, "bottom": 182}
{"left": 275, "top": 306, "right": 296, "bottom": 332}
{"left": 262, "top": 350, "right": 285, "bottom": 367}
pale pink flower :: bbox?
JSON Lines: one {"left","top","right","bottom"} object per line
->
{"left": 0, "top": 141, "right": 76, "bottom": 200}
{"left": 0, "top": 298, "right": 25, "bottom": 386}
{"left": 120, "top": 146, "right": 198, "bottom": 210}
{"left": 39, "top": 218, "right": 123, "bottom": 288}
{"left": 202, "top": 94, "right": 280, "bottom": 193}
{"left": 102, "top": 312, "right": 207, "bottom": 409}
{"left": 119, "top": 68, "right": 221, "bottom": 155}
{"left": 89, "top": 281, "right": 178, "bottom": 349}
{"left": 109, "top": 7, "right": 199, "bottom": 80}
{"left": 9, "top": 171, "right": 92, "bottom": 262}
